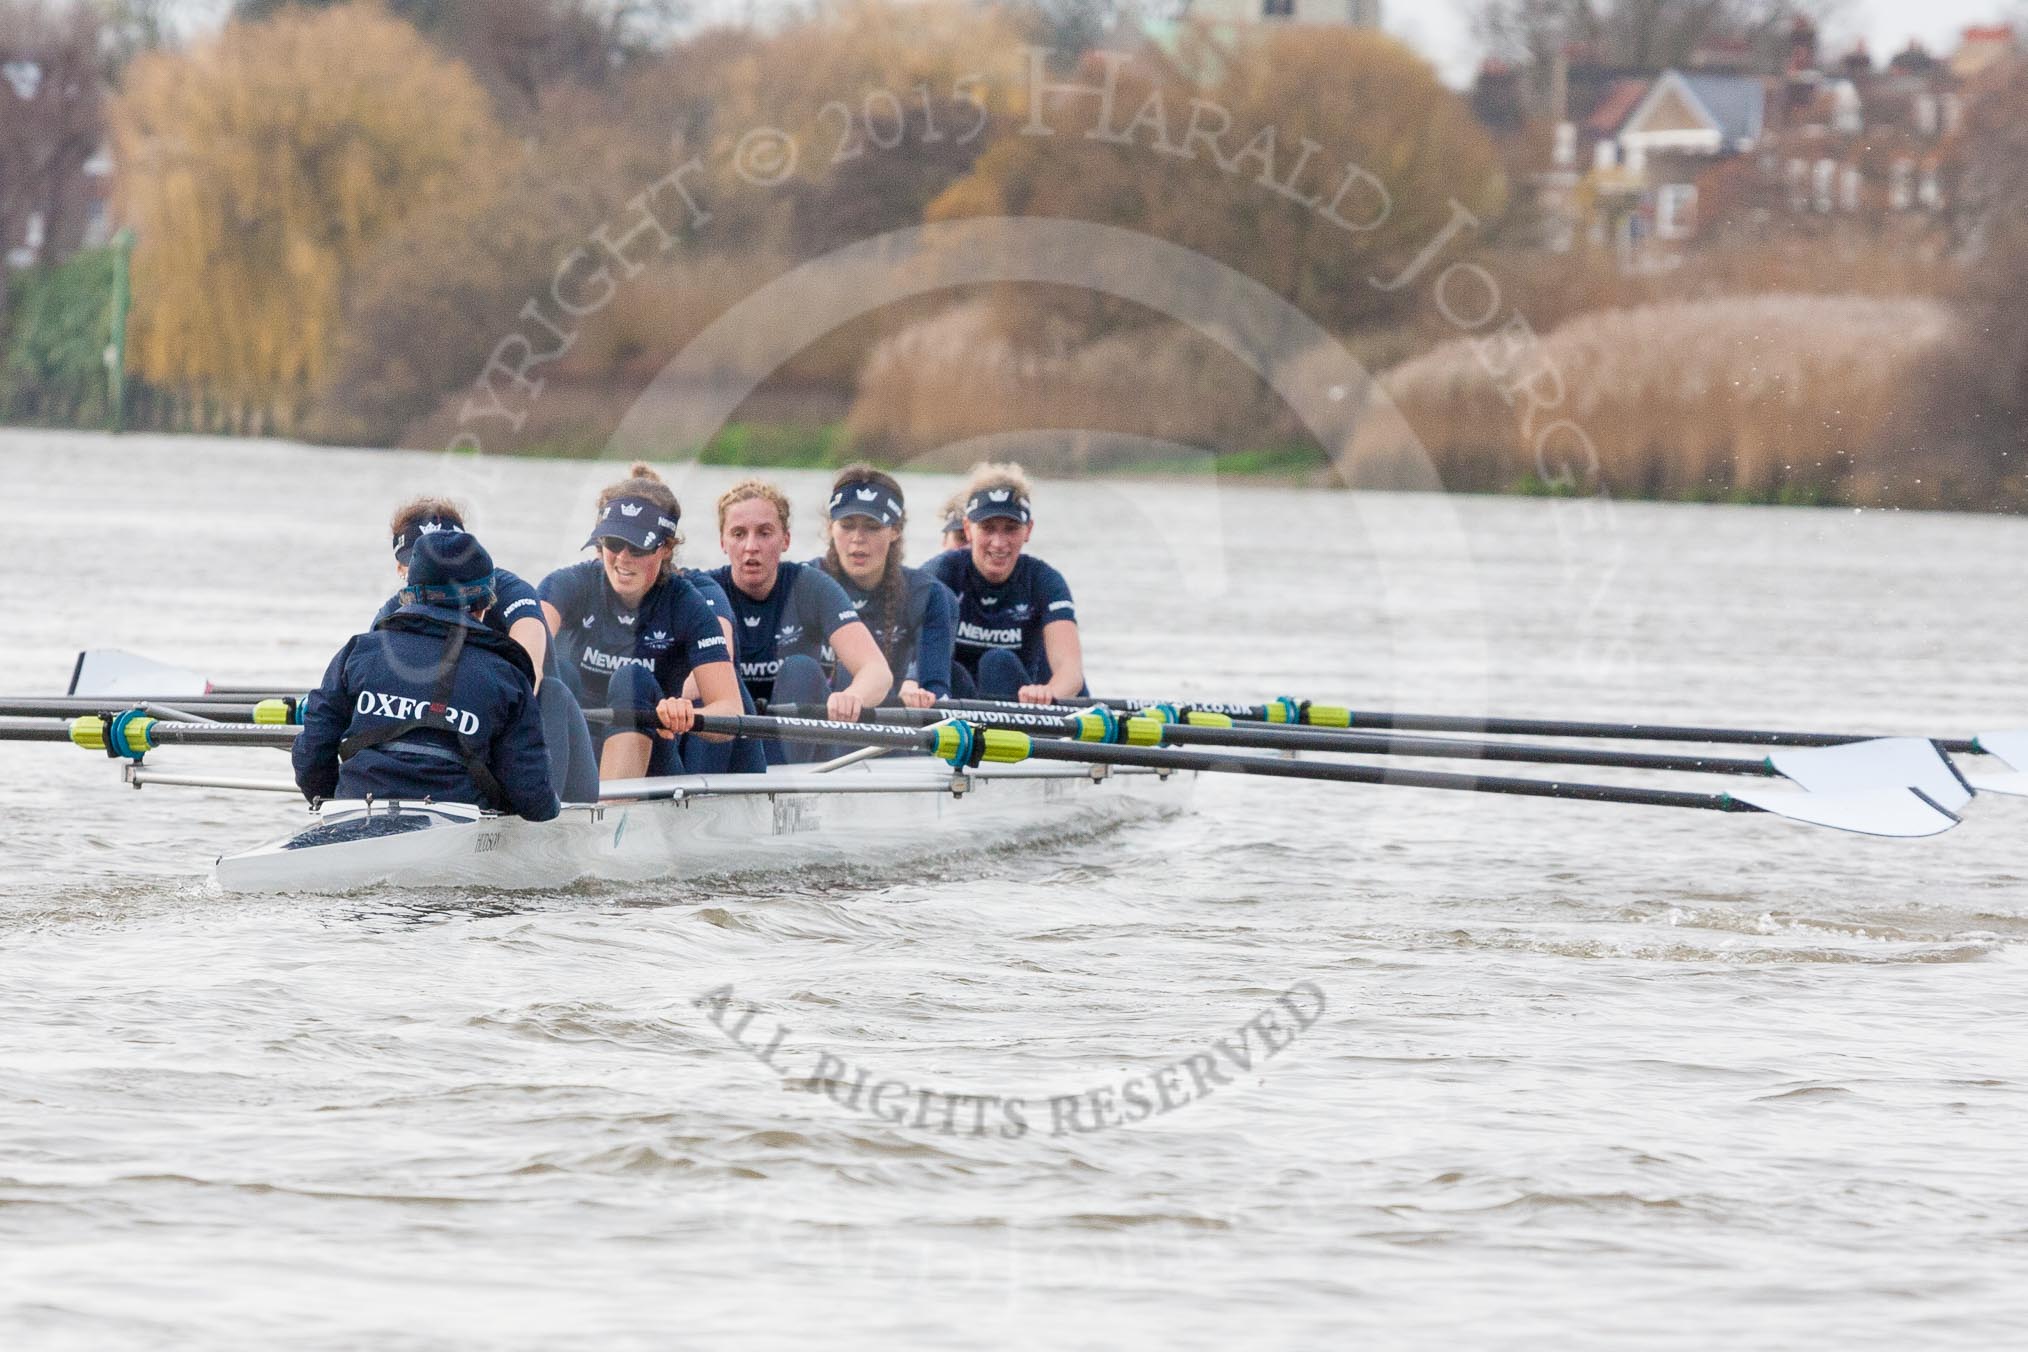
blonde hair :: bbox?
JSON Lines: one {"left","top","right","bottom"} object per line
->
{"left": 595, "top": 461, "right": 683, "bottom": 578}
{"left": 389, "top": 495, "right": 466, "bottom": 538}
{"left": 937, "top": 490, "right": 968, "bottom": 531}
{"left": 963, "top": 461, "right": 1033, "bottom": 507}
{"left": 716, "top": 477, "right": 794, "bottom": 534}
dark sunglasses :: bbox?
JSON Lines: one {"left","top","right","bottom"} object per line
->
{"left": 599, "top": 538, "right": 661, "bottom": 559}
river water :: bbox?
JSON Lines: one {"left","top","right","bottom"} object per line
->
{"left": 2, "top": 428, "right": 2026, "bottom": 1349}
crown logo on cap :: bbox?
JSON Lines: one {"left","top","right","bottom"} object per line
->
{"left": 988, "top": 489, "right": 1011, "bottom": 502}
{"left": 856, "top": 487, "right": 879, "bottom": 501}
{"left": 618, "top": 503, "right": 643, "bottom": 517}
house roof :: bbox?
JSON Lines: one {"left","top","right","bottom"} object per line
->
{"left": 1586, "top": 78, "right": 1651, "bottom": 134}
{"left": 1679, "top": 72, "right": 1766, "bottom": 146}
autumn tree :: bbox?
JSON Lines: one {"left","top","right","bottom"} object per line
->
{"left": 625, "top": 0, "right": 1030, "bottom": 258}
{"left": 234, "top": 0, "right": 682, "bottom": 116}
{"left": 110, "top": 2, "right": 502, "bottom": 433}
{"left": 927, "top": 25, "right": 1507, "bottom": 341}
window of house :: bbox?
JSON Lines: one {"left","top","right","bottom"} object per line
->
{"left": 1891, "top": 159, "right": 1914, "bottom": 210}
{"left": 1, "top": 60, "right": 40, "bottom": 101}
{"left": 1656, "top": 184, "right": 1699, "bottom": 240}
{"left": 1812, "top": 158, "right": 1836, "bottom": 213}
{"left": 1840, "top": 166, "right": 1861, "bottom": 211}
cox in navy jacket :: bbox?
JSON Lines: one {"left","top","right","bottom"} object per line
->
{"left": 293, "top": 604, "right": 561, "bottom": 821}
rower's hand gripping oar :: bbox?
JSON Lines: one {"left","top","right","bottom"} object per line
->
{"left": 700, "top": 712, "right": 1966, "bottom": 838}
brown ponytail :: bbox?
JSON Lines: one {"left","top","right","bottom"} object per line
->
{"left": 818, "top": 463, "right": 911, "bottom": 667}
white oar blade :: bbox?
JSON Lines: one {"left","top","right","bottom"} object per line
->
{"left": 69, "top": 649, "right": 210, "bottom": 698}
{"left": 1738, "top": 737, "right": 1971, "bottom": 837}
{"left": 1729, "top": 785, "right": 1961, "bottom": 838}
{"left": 1768, "top": 737, "right": 1973, "bottom": 813}
{"left": 1967, "top": 730, "right": 2028, "bottom": 798}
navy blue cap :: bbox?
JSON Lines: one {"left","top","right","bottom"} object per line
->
{"left": 586, "top": 496, "right": 680, "bottom": 551}
{"left": 403, "top": 531, "right": 496, "bottom": 611}
{"left": 828, "top": 480, "right": 904, "bottom": 527}
{"left": 965, "top": 488, "right": 1031, "bottom": 524}
{"left": 392, "top": 515, "right": 460, "bottom": 567}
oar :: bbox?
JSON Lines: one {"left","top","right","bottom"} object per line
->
{"left": 694, "top": 713, "right": 1964, "bottom": 838}
{"left": 0, "top": 696, "right": 300, "bottom": 722}
{"left": 768, "top": 703, "right": 1795, "bottom": 779}
{"left": 932, "top": 693, "right": 1988, "bottom": 752}
{"left": 0, "top": 715, "right": 299, "bottom": 754}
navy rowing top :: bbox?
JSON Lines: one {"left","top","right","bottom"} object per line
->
{"left": 706, "top": 560, "right": 861, "bottom": 705}
{"left": 537, "top": 559, "right": 730, "bottom": 709}
{"left": 925, "top": 549, "right": 1077, "bottom": 685}
{"left": 815, "top": 561, "right": 957, "bottom": 699}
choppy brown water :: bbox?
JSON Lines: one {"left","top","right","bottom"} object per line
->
{"left": 3, "top": 428, "right": 2027, "bottom": 1350}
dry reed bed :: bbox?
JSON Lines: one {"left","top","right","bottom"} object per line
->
{"left": 1347, "top": 294, "right": 1960, "bottom": 502}
{"left": 843, "top": 302, "right": 1280, "bottom": 469}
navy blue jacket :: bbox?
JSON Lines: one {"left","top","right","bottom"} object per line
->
{"left": 294, "top": 605, "right": 560, "bottom": 821}
{"left": 925, "top": 549, "right": 1078, "bottom": 686}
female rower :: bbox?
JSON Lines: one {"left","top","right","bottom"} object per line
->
{"left": 538, "top": 464, "right": 743, "bottom": 782}
{"left": 938, "top": 491, "right": 969, "bottom": 552}
{"left": 812, "top": 464, "right": 956, "bottom": 710}
{"left": 381, "top": 496, "right": 597, "bottom": 802}
{"left": 925, "top": 462, "right": 1085, "bottom": 705}
{"left": 709, "top": 478, "right": 892, "bottom": 762}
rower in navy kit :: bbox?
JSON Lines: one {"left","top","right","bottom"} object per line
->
{"left": 938, "top": 491, "right": 969, "bottom": 552}
{"left": 926, "top": 462, "right": 1086, "bottom": 705}
{"left": 538, "top": 464, "right": 743, "bottom": 783}
{"left": 709, "top": 478, "right": 892, "bottom": 763}
{"left": 377, "top": 497, "right": 597, "bottom": 803}
{"left": 813, "top": 464, "right": 955, "bottom": 710}
{"left": 294, "top": 531, "right": 560, "bottom": 821}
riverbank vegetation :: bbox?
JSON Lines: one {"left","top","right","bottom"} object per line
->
{"left": 3, "top": 0, "right": 2026, "bottom": 509}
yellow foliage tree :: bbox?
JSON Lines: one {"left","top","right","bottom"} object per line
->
{"left": 111, "top": 2, "right": 502, "bottom": 433}
{"left": 623, "top": 0, "right": 1032, "bottom": 258}
{"left": 928, "top": 25, "right": 1508, "bottom": 339}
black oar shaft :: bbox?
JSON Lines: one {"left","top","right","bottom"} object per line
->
{"left": 0, "top": 697, "right": 276, "bottom": 719}
{"left": 931, "top": 696, "right": 1982, "bottom": 756}
{"left": 0, "top": 717, "right": 78, "bottom": 742}
{"left": 1032, "top": 739, "right": 1750, "bottom": 812}
{"left": 774, "top": 704, "right": 1777, "bottom": 778}
{"left": 715, "top": 712, "right": 1748, "bottom": 814}
{"left": 0, "top": 716, "right": 299, "bottom": 751}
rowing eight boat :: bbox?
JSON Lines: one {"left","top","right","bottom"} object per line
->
{"left": 208, "top": 757, "right": 1189, "bottom": 894}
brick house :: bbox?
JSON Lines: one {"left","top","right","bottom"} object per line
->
{"left": 1472, "top": 19, "right": 1995, "bottom": 263}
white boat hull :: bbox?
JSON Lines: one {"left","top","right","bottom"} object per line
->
{"left": 214, "top": 759, "right": 1191, "bottom": 894}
